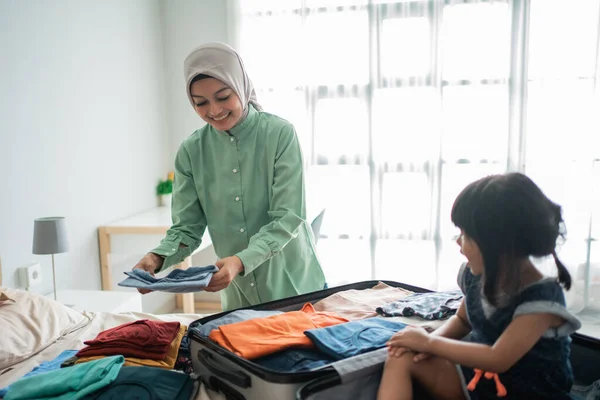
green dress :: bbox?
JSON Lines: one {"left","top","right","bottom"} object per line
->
{"left": 151, "top": 105, "right": 326, "bottom": 310}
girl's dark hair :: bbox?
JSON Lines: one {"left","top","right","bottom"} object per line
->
{"left": 451, "top": 172, "right": 571, "bottom": 306}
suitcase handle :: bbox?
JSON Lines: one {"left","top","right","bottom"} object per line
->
{"left": 198, "top": 349, "right": 251, "bottom": 389}
{"left": 208, "top": 376, "right": 245, "bottom": 400}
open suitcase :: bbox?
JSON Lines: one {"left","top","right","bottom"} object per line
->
{"left": 188, "top": 280, "right": 600, "bottom": 400}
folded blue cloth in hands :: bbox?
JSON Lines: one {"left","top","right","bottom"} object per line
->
{"left": 118, "top": 265, "right": 219, "bottom": 293}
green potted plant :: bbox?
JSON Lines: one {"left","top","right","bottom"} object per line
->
{"left": 156, "top": 172, "right": 174, "bottom": 208}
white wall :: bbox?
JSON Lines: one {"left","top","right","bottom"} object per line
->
{"left": 159, "top": 0, "right": 230, "bottom": 163}
{"left": 158, "top": 0, "right": 232, "bottom": 306}
{"left": 0, "top": 1, "right": 169, "bottom": 295}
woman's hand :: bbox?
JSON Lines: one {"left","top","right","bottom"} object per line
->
{"left": 132, "top": 253, "right": 164, "bottom": 294}
{"left": 387, "top": 326, "right": 432, "bottom": 357}
{"left": 204, "top": 256, "right": 244, "bottom": 292}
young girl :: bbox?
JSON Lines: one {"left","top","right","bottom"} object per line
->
{"left": 378, "top": 172, "right": 581, "bottom": 400}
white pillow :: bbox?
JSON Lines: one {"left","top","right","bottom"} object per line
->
{"left": 0, "top": 288, "right": 90, "bottom": 370}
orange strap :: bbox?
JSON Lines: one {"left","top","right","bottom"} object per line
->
{"left": 467, "top": 368, "right": 507, "bottom": 397}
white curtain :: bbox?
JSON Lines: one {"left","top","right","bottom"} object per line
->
{"left": 524, "top": 0, "right": 600, "bottom": 319}
{"left": 232, "top": 0, "right": 600, "bottom": 320}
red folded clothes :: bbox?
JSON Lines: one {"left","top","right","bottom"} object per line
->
{"left": 76, "top": 319, "right": 180, "bottom": 360}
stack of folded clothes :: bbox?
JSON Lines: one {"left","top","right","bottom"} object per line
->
{"left": 3, "top": 356, "right": 125, "bottom": 400}
{"left": 0, "top": 350, "right": 79, "bottom": 398}
{"left": 2, "top": 320, "right": 195, "bottom": 400}
{"left": 70, "top": 320, "right": 185, "bottom": 370}
{"left": 3, "top": 355, "right": 195, "bottom": 400}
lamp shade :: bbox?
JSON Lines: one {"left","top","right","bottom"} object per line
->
{"left": 32, "top": 217, "right": 69, "bottom": 255}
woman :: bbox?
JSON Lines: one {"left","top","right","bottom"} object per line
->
{"left": 131, "top": 42, "right": 326, "bottom": 311}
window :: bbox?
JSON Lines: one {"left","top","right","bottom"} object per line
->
{"left": 304, "top": 10, "right": 369, "bottom": 85}
{"left": 525, "top": 0, "right": 600, "bottom": 325}
{"left": 236, "top": 0, "right": 600, "bottom": 333}
{"left": 314, "top": 98, "right": 368, "bottom": 164}
{"left": 381, "top": 17, "right": 430, "bottom": 80}
{"left": 442, "top": 2, "right": 509, "bottom": 82}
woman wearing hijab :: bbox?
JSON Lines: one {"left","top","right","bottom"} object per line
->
{"left": 131, "top": 42, "right": 326, "bottom": 311}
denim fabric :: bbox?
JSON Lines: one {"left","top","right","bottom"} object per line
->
{"left": 117, "top": 266, "right": 218, "bottom": 293}
{"left": 253, "top": 349, "right": 335, "bottom": 372}
{"left": 570, "top": 379, "right": 600, "bottom": 400}
{"left": 83, "top": 366, "right": 194, "bottom": 400}
{"left": 179, "top": 334, "right": 190, "bottom": 353}
{"left": 376, "top": 290, "right": 463, "bottom": 320}
{"left": 457, "top": 263, "right": 578, "bottom": 400}
{"left": 189, "top": 309, "right": 283, "bottom": 337}
{"left": 0, "top": 350, "right": 78, "bottom": 397}
{"left": 304, "top": 317, "right": 407, "bottom": 360}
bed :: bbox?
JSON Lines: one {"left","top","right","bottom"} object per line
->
{"left": 0, "top": 286, "right": 225, "bottom": 400}
{"left": 2, "top": 279, "right": 599, "bottom": 400}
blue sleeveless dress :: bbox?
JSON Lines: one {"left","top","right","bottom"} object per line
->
{"left": 456, "top": 263, "right": 581, "bottom": 399}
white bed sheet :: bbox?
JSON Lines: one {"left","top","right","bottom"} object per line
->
{"left": 0, "top": 310, "right": 225, "bottom": 400}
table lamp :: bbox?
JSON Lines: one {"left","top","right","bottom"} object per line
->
{"left": 32, "top": 217, "right": 69, "bottom": 300}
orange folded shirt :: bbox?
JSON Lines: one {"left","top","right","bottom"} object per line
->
{"left": 209, "top": 303, "right": 349, "bottom": 359}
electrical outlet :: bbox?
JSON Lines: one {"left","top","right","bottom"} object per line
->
{"left": 18, "top": 263, "right": 42, "bottom": 289}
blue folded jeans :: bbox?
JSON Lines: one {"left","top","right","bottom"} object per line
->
{"left": 304, "top": 317, "right": 407, "bottom": 360}
{"left": 118, "top": 266, "right": 218, "bottom": 293}
{"left": 570, "top": 379, "right": 600, "bottom": 400}
{"left": 253, "top": 349, "right": 335, "bottom": 372}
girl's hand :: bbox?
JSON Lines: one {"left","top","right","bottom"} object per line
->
{"left": 204, "top": 256, "right": 244, "bottom": 292}
{"left": 388, "top": 346, "right": 412, "bottom": 358}
{"left": 388, "top": 347, "right": 432, "bottom": 361}
{"left": 387, "top": 326, "right": 431, "bottom": 355}
{"left": 412, "top": 352, "right": 432, "bottom": 363}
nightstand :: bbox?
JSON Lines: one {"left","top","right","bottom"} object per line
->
{"left": 48, "top": 289, "right": 142, "bottom": 313}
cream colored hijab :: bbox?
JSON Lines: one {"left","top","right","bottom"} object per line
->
{"left": 183, "top": 42, "right": 262, "bottom": 113}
